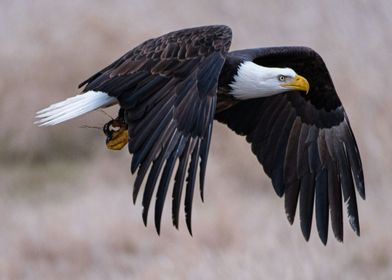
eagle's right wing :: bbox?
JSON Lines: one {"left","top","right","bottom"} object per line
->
{"left": 216, "top": 47, "right": 365, "bottom": 244}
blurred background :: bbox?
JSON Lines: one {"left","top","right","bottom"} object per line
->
{"left": 1, "top": 0, "right": 392, "bottom": 279}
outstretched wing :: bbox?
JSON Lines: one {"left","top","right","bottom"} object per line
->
{"left": 215, "top": 47, "right": 364, "bottom": 244}
{"left": 79, "top": 25, "right": 232, "bottom": 234}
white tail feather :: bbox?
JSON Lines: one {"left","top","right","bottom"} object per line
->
{"left": 35, "top": 91, "right": 117, "bottom": 126}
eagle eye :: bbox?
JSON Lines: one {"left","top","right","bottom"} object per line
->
{"left": 278, "top": 75, "right": 286, "bottom": 82}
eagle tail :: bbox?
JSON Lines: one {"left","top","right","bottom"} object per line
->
{"left": 35, "top": 91, "right": 117, "bottom": 126}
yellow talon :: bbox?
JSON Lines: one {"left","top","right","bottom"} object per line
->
{"left": 106, "top": 128, "right": 128, "bottom": 150}
{"left": 103, "top": 119, "right": 128, "bottom": 150}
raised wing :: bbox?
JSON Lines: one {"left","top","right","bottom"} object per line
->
{"left": 215, "top": 47, "right": 364, "bottom": 244}
{"left": 79, "top": 25, "right": 232, "bottom": 234}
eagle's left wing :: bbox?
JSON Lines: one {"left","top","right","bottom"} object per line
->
{"left": 79, "top": 25, "right": 232, "bottom": 234}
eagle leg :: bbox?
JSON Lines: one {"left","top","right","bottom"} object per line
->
{"left": 103, "top": 117, "right": 128, "bottom": 151}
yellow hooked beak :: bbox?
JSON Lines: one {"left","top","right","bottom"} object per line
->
{"left": 282, "top": 75, "right": 310, "bottom": 94}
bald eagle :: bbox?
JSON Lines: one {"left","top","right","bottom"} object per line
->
{"left": 35, "top": 25, "right": 364, "bottom": 244}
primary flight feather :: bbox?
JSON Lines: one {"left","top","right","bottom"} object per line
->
{"left": 35, "top": 25, "right": 365, "bottom": 244}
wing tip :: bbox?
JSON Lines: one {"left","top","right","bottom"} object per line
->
{"left": 274, "top": 186, "right": 285, "bottom": 197}
{"left": 349, "top": 216, "right": 361, "bottom": 237}
{"left": 155, "top": 223, "right": 161, "bottom": 236}
{"left": 300, "top": 218, "right": 312, "bottom": 241}
{"left": 142, "top": 208, "right": 148, "bottom": 227}
{"left": 285, "top": 210, "right": 295, "bottom": 225}
{"left": 302, "top": 231, "right": 311, "bottom": 242}
{"left": 187, "top": 222, "right": 193, "bottom": 236}
{"left": 357, "top": 181, "right": 366, "bottom": 200}
{"left": 317, "top": 230, "right": 328, "bottom": 245}
{"left": 132, "top": 191, "right": 138, "bottom": 204}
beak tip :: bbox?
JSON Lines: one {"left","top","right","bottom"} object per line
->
{"left": 285, "top": 74, "right": 310, "bottom": 94}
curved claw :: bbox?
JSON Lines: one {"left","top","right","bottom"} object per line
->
{"left": 104, "top": 119, "right": 128, "bottom": 150}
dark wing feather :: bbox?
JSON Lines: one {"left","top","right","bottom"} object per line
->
{"left": 80, "top": 25, "right": 232, "bottom": 234}
{"left": 215, "top": 47, "right": 364, "bottom": 244}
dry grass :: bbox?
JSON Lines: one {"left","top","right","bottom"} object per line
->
{"left": 1, "top": 0, "right": 392, "bottom": 279}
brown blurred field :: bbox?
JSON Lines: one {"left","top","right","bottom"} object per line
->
{"left": 1, "top": 1, "right": 392, "bottom": 279}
